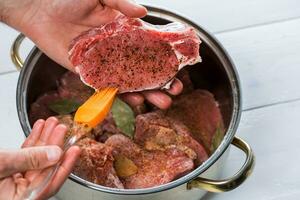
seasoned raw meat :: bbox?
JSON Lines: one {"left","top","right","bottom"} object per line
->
{"left": 73, "top": 138, "right": 124, "bottom": 188}
{"left": 135, "top": 112, "right": 208, "bottom": 165}
{"left": 93, "top": 112, "right": 122, "bottom": 143}
{"left": 69, "top": 14, "right": 201, "bottom": 93}
{"left": 57, "top": 71, "right": 93, "bottom": 103}
{"left": 29, "top": 91, "right": 61, "bottom": 125}
{"left": 176, "top": 68, "right": 194, "bottom": 93}
{"left": 56, "top": 114, "right": 73, "bottom": 130}
{"left": 105, "top": 134, "right": 194, "bottom": 189}
{"left": 167, "top": 90, "right": 225, "bottom": 153}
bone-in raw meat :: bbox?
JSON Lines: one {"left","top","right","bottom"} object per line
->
{"left": 69, "top": 14, "right": 201, "bottom": 93}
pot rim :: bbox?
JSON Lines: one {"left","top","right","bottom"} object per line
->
{"left": 16, "top": 5, "right": 242, "bottom": 195}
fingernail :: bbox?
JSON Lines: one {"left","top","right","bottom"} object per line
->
{"left": 46, "top": 147, "right": 62, "bottom": 162}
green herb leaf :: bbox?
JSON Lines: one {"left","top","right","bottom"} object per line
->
{"left": 111, "top": 98, "right": 135, "bottom": 138}
{"left": 48, "top": 99, "right": 81, "bottom": 115}
{"left": 210, "top": 125, "right": 224, "bottom": 153}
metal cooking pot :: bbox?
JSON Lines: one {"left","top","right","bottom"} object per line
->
{"left": 11, "top": 6, "right": 254, "bottom": 200}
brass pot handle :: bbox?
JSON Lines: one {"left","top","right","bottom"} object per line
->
{"left": 187, "top": 136, "right": 255, "bottom": 192}
{"left": 10, "top": 33, "right": 25, "bottom": 71}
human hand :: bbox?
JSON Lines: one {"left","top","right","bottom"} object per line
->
{"left": 0, "top": 117, "right": 80, "bottom": 200}
{"left": 2, "top": 0, "right": 182, "bottom": 109}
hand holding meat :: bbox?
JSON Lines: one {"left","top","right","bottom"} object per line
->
{"left": 0, "top": 117, "right": 80, "bottom": 200}
{"left": 0, "top": 0, "right": 182, "bottom": 109}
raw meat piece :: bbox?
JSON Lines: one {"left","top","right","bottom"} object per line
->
{"left": 93, "top": 112, "right": 122, "bottom": 143}
{"left": 167, "top": 90, "right": 224, "bottom": 153}
{"left": 57, "top": 71, "right": 93, "bottom": 103}
{"left": 176, "top": 68, "right": 194, "bottom": 93}
{"left": 105, "top": 134, "right": 194, "bottom": 189}
{"left": 69, "top": 14, "right": 201, "bottom": 93}
{"left": 56, "top": 114, "right": 73, "bottom": 130}
{"left": 73, "top": 138, "right": 124, "bottom": 188}
{"left": 55, "top": 114, "right": 74, "bottom": 140}
{"left": 29, "top": 91, "right": 61, "bottom": 125}
{"left": 135, "top": 111, "right": 208, "bottom": 165}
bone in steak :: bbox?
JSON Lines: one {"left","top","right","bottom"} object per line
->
{"left": 69, "top": 14, "right": 201, "bottom": 93}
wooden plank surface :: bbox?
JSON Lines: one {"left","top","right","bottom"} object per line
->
{"left": 0, "top": 72, "right": 24, "bottom": 148}
{"left": 215, "top": 18, "right": 300, "bottom": 110}
{"left": 138, "top": 0, "right": 300, "bottom": 33}
{"left": 203, "top": 99, "right": 300, "bottom": 200}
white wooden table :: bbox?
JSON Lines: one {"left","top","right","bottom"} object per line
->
{"left": 1, "top": 0, "right": 300, "bottom": 199}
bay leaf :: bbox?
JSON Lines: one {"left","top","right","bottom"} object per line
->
{"left": 114, "top": 155, "right": 138, "bottom": 178}
{"left": 111, "top": 98, "right": 135, "bottom": 138}
{"left": 48, "top": 99, "right": 81, "bottom": 115}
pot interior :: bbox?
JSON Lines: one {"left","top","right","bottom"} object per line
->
{"left": 19, "top": 10, "right": 239, "bottom": 194}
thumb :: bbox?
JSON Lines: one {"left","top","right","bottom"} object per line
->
{"left": 0, "top": 146, "right": 62, "bottom": 178}
{"left": 102, "top": 0, "right": 147, "bottom": 18}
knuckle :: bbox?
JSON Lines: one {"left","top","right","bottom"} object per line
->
{"left": 26, "top": 150, "right": 41, "bottom": 169}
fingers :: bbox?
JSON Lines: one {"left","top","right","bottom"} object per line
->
{"left": 24, "top": 117, "right": 69, "bottom": 182}
{"left": 47, "top": 124, "right": 68, "bottom": 147}
{"left": 38, "top": 146, "right": 81, "bottom": 200}
{"left": 0, "top": 146, "right": 62, "bottom": 178}
{"left": 121, "top": 92, "right": 144, "bottom": 107}
{"left": 166, "top": 78, "right": 183, "bottom": 96}
{"left": 103, "top": 0, "right": 147, "bottom": 18}
{"left": 37, "top": 117, "right": 59, "bottom": 145}
{"left": 142, "top": 91, "right": 172, "bottom": 110}
{"left": 121, "top": 79, "right": 183, "bottom": 109}
{"left": 22, "top": 119, "right": 45, "bottom": 148}
{"left": 142, "top": 79, "right": 183, "bottom": 109}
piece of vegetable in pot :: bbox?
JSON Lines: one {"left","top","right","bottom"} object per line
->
{"left": 111, "top": 98, "right": 135, "bottom": 139}
{"left": 48, "top": 99, "right": 81, "bottom": 115}
{"left": 114, "top": 154, "right": 138, "bottom": 178}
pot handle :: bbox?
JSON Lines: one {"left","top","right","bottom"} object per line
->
{"left": 10, "top": 33, "right": 25, "bottom": 71}
{"left": 187, "top": 136, "right": 255, "bottom": 192}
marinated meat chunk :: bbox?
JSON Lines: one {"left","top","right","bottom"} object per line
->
{"left": 135, "top": 112, "right": 208, "bottom": 165}
{"left": 55, "top": 114, "right": 74, "bottom": 140}
{"left": 74, "top": 138, "right": 124, "bottom": 189}
{"left": 69, "top": 15, "right": 201, "bottom": 93}
{"left": 167, "top": 89, "right": 225, "bottom": 153}
{"left": 93, "top": 112, "right": 122, "bottom": 142}
{"left": 29, "top": 91, "right": 61, "bottom": 125}
{"left": 176, "top": 68, "right": 194, "bottom": 93}
{"left": 105, "top": 134, "right": 194, "bottom": 189}
{"left": 57, "top": 71, "right": 93, "bottom": 103}
{"left": 56, "top": 114, "right": 73, "bottom": 130}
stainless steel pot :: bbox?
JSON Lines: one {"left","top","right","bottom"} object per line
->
{"left": 12, "top": 6, "right": 254, "bottom": 200}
